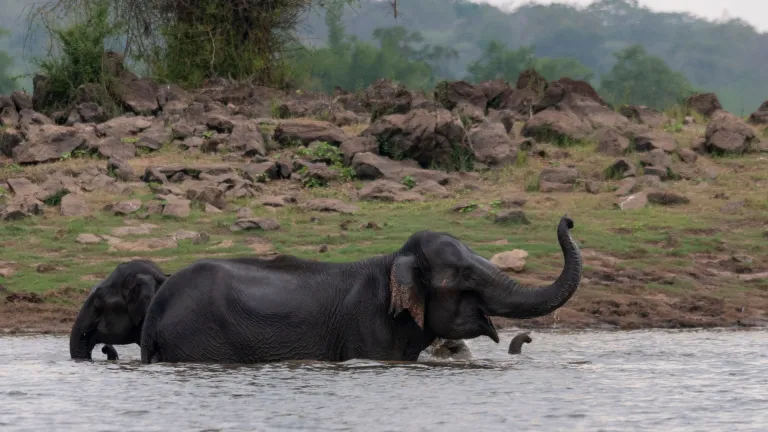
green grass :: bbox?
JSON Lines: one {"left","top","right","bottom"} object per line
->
{"left": 0, "top": 183, "right": 759, "bottom": 296}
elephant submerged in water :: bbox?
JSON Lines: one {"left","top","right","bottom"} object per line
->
{"left": 70, "top": 260, "right": 169, "bottom": 361}
{"left": 140, "top": 216, "right": 582, "bottom": 364}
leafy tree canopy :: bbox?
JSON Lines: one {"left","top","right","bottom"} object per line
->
{"left": 599, "top": 45, "right": 694, "bottom": 109}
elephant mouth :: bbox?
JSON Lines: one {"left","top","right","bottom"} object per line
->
{"left": 479, "top": 309, "right": 500, "bottom": 343}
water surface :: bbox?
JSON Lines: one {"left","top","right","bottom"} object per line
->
{"left": 0, "top": 329, "right": 766, "bottom": 431}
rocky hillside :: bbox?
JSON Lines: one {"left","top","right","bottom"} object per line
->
{"left": 1, "top": 58, "right": 767, "bottom": 333}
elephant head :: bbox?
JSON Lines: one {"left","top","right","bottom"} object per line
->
{"left": 390, "top": 215, "right": 582, "bottom": 343}
{"left": 69, "top": 260, "right": 168, "bottom": 360}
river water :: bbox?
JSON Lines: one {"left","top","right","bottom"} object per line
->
{"left": 0, "top": 329, "right": 766, "bottom": 431}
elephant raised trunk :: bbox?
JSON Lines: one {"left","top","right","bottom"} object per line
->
{"left": 481, "top": 216, "right": 582, "bottom": 319}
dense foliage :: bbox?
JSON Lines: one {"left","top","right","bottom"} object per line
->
{"left": 0, "top": 29, "right": 16, "bottom": 93}
{"left": 598, "top": 45, "right": 695, "bottom": 110}
{"left": 291, "top": 2, "right": 454, "bottom": 92}
{"left": 32, "top": 1, "right": 123, "bottom": 111}
{"left": 298, "top": 0, "right": 768, "bottom": 113}
{"left": 0, "top": 0, "right": 765, "bottom": 113}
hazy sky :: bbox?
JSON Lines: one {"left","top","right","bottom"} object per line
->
{"left": 476, "top": 0, "right": 768, "bottom": 33}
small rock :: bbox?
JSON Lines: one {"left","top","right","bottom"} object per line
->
{"left": 172, "top": 230, "right": 202, "bottom": 241}
{"left": 230, "top": 218, "right": 281, "bottom": 232}
{"left": 677, "top": 148, "right": 698, "bottom": 164}
{"left": 108, "top": 238, "right": 178, "bottom": 252}
{"left": 642, "top": 166, "right": 668, "bottom": 178}
{"left": 192, "top": 232, "right": 210, "bottom": 244}
{"left": 539, "top": 182, "right": 574, "bottom": 193}
{"left": 497, "top": 195, "right": 528, "bottom": 208}
{"left": 76, "top": 233, "right": 103, "bottom": 244}
{"left": 606, "top": 159, "right": 635, "bottom": 178}
{"left": 0, "top": 196, "right": 44, "bottom": 220}
{"left": 236, "top": 207, "right": 254, "bottom": 219}
{"left": 640, "top": 149, "right": 673, "bottom": 168}
{"left": 490, "top": 250, "right": 529, "bottom": 272}
{"left": 636, "top": 175, "right": 663, "bottom": 189}
{"left": 596, "top": 127, "right": 629, "bottom": 156}
{"left": 299, "top": 198, "right": 359, "bottom": 214}
{"left": 204, "top": 203, "right": 223, "bottom": 214}
{"left": 112, "top": 224, "right": 157, "bottom": 236}
{"left": 614, "top": 177, "right": 637, "bottom": 196}
{"left": 633, "top": 131, "right": 678, "bottom": 152}
{"left": 318, "top": 245, "right": 329, "bottom": 253}
{"left": 59, "top": 194, "right": 90, "bottom": 217}
{"left": 539, "top": 167, "right": 579, "bottom": 184}
{"left": 36, "top": 263, "right": 56, "bottom": 274}
{"left": 260, "top": 195, "right": 297, "bottom": 207}
{"left": 410, "top": 180, "right": 450, "bottom": 198}
{"left": 615, "top": 192, "right": 648, "bottom": 210}
{"left": 110, "top": 199, "right": 142, "bottom": 215}
{"left": 206, "top": 114, "right": 235, "bottom": 133}
{"left": 646, "top": 189, "right": 690, "bottom": 206}
{"left": 358, "top": 180, "right": 423, "bottom": 202}
{"left": 720, "top": 200, "right": 745, "bottom": 214}
{"left": 494, "top": 209, "right": 530, "bottom": 225}
{"left": 107, "top": 158, "right": 136, "bottom": 181}
{"left": 362, "top": 221, "right": 381, "bottom": 230}
{"left": 451, "top": 202, "right": 479, "bottom": 213}
{"left": 732, "top": 254, "right": 753, "bottom": 265}
{"left": 162, "top": 198, "right": 191, "bottom": 218}
{"left": 145, "top": 201, "right": 164, "bottom": 215}
{"left": 586, "top": 181, "right": 601, "bottom": 194}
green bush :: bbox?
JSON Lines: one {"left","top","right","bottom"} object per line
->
{"left": 33, "top": 0, "right": 123, "bottom": 112}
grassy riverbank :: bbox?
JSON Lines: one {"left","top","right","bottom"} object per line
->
{"left": 2, "top": 122, "right": 767, "bottom": 333}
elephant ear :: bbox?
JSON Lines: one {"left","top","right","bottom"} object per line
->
{"left": 389, "top": 254, "right": 425, "bottom": 330}
{"left": 123, "top": 274, "right": 157, "bottom": 326}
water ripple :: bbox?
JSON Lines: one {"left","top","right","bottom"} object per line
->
{"left": 0, "top": 329, "right": 766, "bottom": 431}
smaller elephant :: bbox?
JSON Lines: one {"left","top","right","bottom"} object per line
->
{"left": 508, "top": 332, "right": 532, "bottom": 355}
{"left": 425, "top": 338, "right": 472, "bottom": 360}
{"left": 70, "top": 259, "right": 169, "bottom": 361}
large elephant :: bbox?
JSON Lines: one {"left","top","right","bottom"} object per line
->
{"left": 140, "top": 216, "right": 582, "bottom": 364}
{"left": 70, "top": 260, "right": 169, "bottom": 360}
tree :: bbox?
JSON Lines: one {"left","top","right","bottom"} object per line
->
{"left": 465, "top": 41, "right": 595, "bottom": 84}
{"left": 535, "top": 57, "right": 594, "bottom": 82}
{"left": 294, "top": 17, "right": 443, "bottom": 93}
{"left": 0, "top": 28, "right": 16, "bottom": 94}
{"left": 297, "top": 0, "right": 768, "bottom": 112}
{"left": 465, "top": 42, "right": 536, "bottom": 82}
{"left": 599, "top": 44, "right": 694, "bottom": 109}
{"left": 28, "top": 0, "right": 362, "bottom": 88}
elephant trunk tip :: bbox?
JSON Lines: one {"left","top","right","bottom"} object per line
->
{"left": 508, "top": 332, "right": 533, "bottom": 355}
{"left": 561, "top": 214, "right": 574, "bottom": 230}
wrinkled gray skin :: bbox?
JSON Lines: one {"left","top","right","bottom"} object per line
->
{"left": 508, "top": 332, "right": 532, "bottom": 355}
{"left": 140, "top": 216, "right": 582, "bottom": 364}
{"left": 425, "top": 338, "right": 472, "bottom": 360}
{"left": 70, "top": 260, "right": 169, "bottom": 361}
